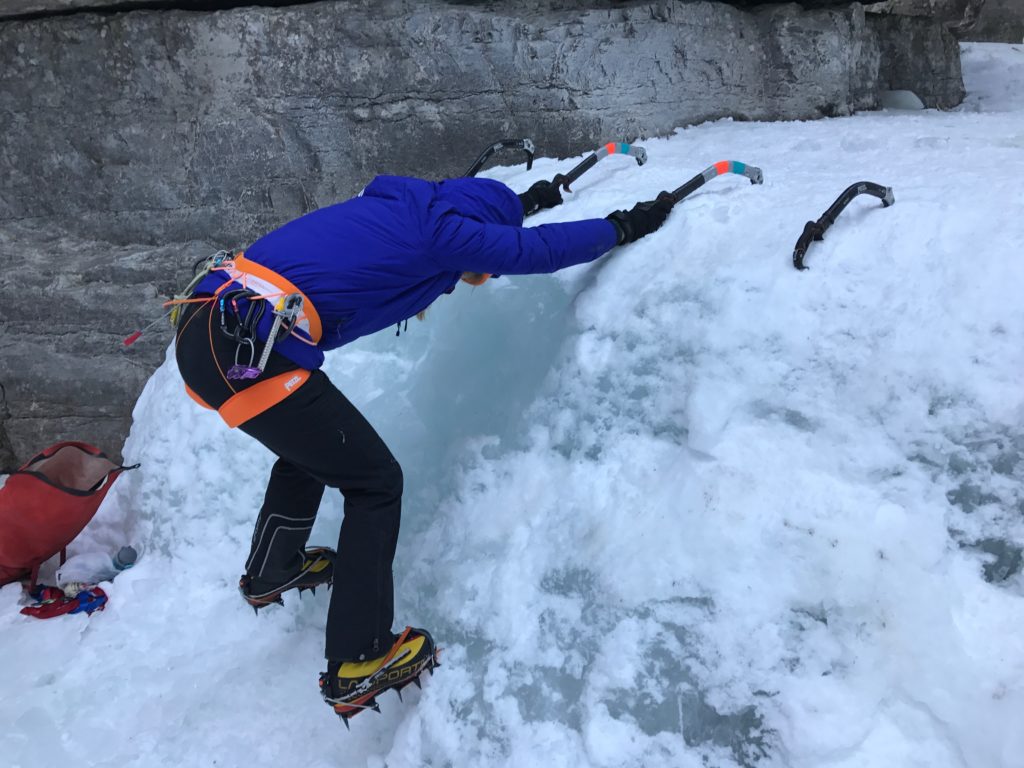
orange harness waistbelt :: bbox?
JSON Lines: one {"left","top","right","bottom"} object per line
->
{"left": 178, "top": 252, "right": 321, "bottom": 428}
{"left": 212, "top": 253, "right": 323, "bottom": 344}
{"left": 185, "top": 370, "right": 312, "bottom": 429}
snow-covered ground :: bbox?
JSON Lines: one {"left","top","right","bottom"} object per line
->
{"left": 3, "top": 42, "right": 1023, "bottom": 768}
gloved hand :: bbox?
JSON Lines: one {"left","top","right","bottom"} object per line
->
{"left": 518, "top": 179, "right": 564, "bottom": 216}
{"left": 605, "top": 194, "right": 674, "bottom": 245}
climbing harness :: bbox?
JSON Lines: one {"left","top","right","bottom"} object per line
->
{"left": 165, "top": 251, "right": 322, "bottom": 428}
{"left": 183, "top": 369, "right": 312, "bottom": 428}
{"left": 170, "top": 250, "right": 232, "bottom": 326}
{"left": 247, "top": 292, "right": 305, "bottom": 379}
{"left": 122, "top": 250, "right": 232, "bottom": 347}
{"left": 213, "top": 287, "right": 305, "bottom": 381}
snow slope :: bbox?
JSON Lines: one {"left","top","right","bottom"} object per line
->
{"left": 2, "top": 42, "right": 1023, "bottom": 768}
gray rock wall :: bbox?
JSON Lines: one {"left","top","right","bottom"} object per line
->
{"left": 0, "top": 0, "right": 966, "bottom": 470}
{"left": 0, "top": 0, "right": 864, "bottom": 21}
{"left": 1, "top": 0, "right": 891, "bottom": 248}
{"left": 0, "top": 227, "right": 213, "bottom": 469}
{"left": 871, "top": 12, "right": 965, "bottom": 107}
{"left": 863, "top": 0, "right": 986, "bottom": 37}
{"left": 863, "top": 0, "right": 1024, "bottom": 40}
{"left": 0, "top": 0, "right": 135, "bottom": 17}
{"left": 969, "top": 0, "right": 1024, "bottom": 41}
{"left": 863, "top": 0, "right": 973, "bottom": 22}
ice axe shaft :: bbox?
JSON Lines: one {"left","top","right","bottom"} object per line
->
{"left": 661, "top": 160, "right": 764, "bottom": 207}
{"left": 464, "top": 138, "right": 536, "bottom": 177}
{"left": 552, "top": 142, "right": 648, "bottom": 193}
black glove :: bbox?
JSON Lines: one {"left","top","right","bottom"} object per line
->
{"left": 518, "top": 179, "right": 564, "bottom": 216}
{"left": 606, "top": 195, "right": 674, "bottom": 245}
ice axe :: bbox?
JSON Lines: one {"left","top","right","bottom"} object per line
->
{"left": 630, "top": 160, "right": 764, "bottom": 223}
{"left": 792, "top": 182, "right": 894, "bottom": 270}
{"left": 551, "top": 142, "right": 648, "bottom": 193}
{"left": 464, "top": 138, "right": 536, "bottom": 177}
{"left": 657, "top": 160, "right": 764, "bottom": 209}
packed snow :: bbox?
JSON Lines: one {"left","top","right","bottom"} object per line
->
{"left": 2, "top": 42, "right": 1023, "bottom": 768}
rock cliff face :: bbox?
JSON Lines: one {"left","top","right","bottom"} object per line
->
{"left": 0, "top": 227, "right": 214, "bottom": 471}
{"left": 871, "top": 11, "right": 964, "bottom": 107}
{"left": 970, "top": 0, "right": 1024, "bottom": 41}
{"left": 1, "top": 1, "right": 894, "bottom": 248}
{"left": 862, "top": 0, "right": 1024, "bottom": 41}
{"left": 0, "top": 0, "right": 864, "bottom": 20}
{"left": 1, "top": 0, "right": 145, "bottom": 17}
{"left": 0, "top": 0, "right": 967, "bottom": 471}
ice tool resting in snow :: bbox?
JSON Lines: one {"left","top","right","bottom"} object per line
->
{"left": 793, "top": 181, "right": 895, "bottom": 270}
{"left": 0, "top": 442, "right": 137, "bottom": 588}
{"left": 320, "top": 626, "right": 440, "bottom": 727}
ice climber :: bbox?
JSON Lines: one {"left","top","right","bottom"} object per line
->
{"left": 171, "top": 173, "right": 672, "bottom": 723}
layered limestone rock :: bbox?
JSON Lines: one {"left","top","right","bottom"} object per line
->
{"left": 0, "top": 228, "right": 214, "bottom": 467}
{"left": 970, "top": 0, "right": 1024, "bottom": 41}
{"left": 0, "top": 0, "right": 967, "bottom": 469}
{"left": 871, "top": 12, "right": 965, "bottom": 108}
{"left": 0, "top": 0, "right": 133, "bottom": 17}
{"left": 0, "top": 1, "right": 891, "bottom": 248}
{"left": 0, "top": 0, "right": 864, "bottom": 21}
{"left": 864, "top": 0, "right": 985, "bottom": 37}
{"left": 864, "top": 0, "right": 975, "bottom": 21}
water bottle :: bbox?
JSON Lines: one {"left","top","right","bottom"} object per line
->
{"left": 56, "top": 545, "right": 139, "bottom": 588}
{"left": 113, "top": 545, "right": 138, "bottom": 571}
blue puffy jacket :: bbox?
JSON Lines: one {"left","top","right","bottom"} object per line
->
{"left": 196, "top": 175, "right": 619, "bottom": 370}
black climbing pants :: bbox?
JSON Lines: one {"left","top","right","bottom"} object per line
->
{"left": 174, "top": 299, "right": 401, "bottom": 661}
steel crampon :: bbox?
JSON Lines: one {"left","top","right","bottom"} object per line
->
{"left": 319, "top": 627, "right": 441, "bottom": 728}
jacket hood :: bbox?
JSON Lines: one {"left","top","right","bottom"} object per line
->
{"left": 434, "top": 177, "right": 524, "bottom": 228}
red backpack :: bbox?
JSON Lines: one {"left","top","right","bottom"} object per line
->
{"left": 0, "top": 442, "right": 138, "bottom": 587}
